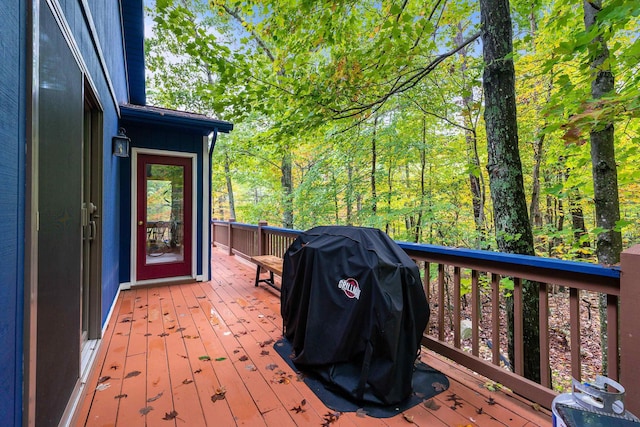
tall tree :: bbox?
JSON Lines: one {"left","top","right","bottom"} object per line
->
{"left": 480, "top": 0, "right": 540, "bottom": 382}
{"left": 583, "top": 0, "right": 622, "bottom": 373}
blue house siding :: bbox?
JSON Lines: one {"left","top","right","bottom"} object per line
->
{"left": 0, "top": 1, "right": 26, "bottom": 425}
{"left": 0, "top": 1, "right": 229, "bottom": 424}
{"left": 55, "top": 0, "right": 129, "bottom": 327}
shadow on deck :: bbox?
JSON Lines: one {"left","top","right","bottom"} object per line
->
{"left": 73, "top": 249, "right": 551, "bottom": 426}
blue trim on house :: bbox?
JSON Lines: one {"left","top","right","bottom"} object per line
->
{"left": 121, "top": 0, "right": 145, "bottom": 105}
{"left": 120, "top": 104, "right": 234, "bottom": 134}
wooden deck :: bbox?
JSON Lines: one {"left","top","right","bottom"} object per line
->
{"left": 74, "top": 250, "right": 551, "bottom": 426}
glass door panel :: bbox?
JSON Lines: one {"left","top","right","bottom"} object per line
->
{"left": 137, "top": 154, "right": 192, "bottom": 280}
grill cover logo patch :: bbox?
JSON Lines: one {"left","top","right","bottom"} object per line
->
{"left": 338, "top": 278, "right": 361, "bottom": 300}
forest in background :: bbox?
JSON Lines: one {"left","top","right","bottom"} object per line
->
{"left": 145, "top": 0, "right": 639, "bottom": 262}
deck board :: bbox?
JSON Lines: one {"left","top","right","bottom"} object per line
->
{"left": 74, "top": 250, "right": 552, "bottom": 426}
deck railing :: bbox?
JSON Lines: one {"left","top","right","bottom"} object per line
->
{"left": 211, "top": 219, "right": 640, "bottom": 413}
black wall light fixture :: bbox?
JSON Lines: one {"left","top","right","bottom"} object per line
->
{"left": 112, "top": 127, "right": 131, "bottom": 157}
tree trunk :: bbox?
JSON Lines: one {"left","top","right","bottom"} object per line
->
{"left": 456, "top": 25, "right": 485, "bottom": 246}
{"left": 480, "top": 0, "right": 540, "bottom": 383}
{"left": 386, "top": 163, "right": 392, "bottom": 234}
{"left": 371, "top": 115, "right": 379, "bottom": 215}
{"left": 346, "top": 160, "right": 354, "bottom": 226}
{"left": 415, "top": 116, "right": 427, "bottom": 243}
{"left": 529, "top": 134, "right": 545, "bottom": 227}
{"left": 583, "top": 0, "right": 622, "bottom": 374}
{"left": 224, "top": 153, "right": 236, "bottom": 220}
{"left": 567, "top": 183, "right": 590, "bottom": 256}
{"left": 281, "top": 150, "right": 294, "bottom": 228}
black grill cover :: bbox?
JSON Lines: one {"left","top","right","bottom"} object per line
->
{"left": 281, "top": 226, "right": 430, "bottom": 405}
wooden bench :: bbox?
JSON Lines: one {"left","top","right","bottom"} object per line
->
{"left": 251, "top": 255, "right": 283, "bottom": 291}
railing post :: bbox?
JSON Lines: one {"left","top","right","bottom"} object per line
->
{"left": 211, "top": 219, "right": 216, "bottom": 248}
{"left": 620, "top": 244, "right": 640, "bottom": 415}
{"left": 257, "top": 220, "right": 268, "bottom": 256}
{"left": 228, "top": 218, "right": 235, "bottom": 256}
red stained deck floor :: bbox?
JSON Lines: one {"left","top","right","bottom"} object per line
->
{"left": 74, "top": 250, "right": 551, "bottom": 426}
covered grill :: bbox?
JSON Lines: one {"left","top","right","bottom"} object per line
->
{"left": 281, "top": 226, "right": 430, "bottom": 405}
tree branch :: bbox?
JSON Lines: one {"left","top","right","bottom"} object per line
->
{"left": 332, "top": 30, "right": 482, "bottom": 120}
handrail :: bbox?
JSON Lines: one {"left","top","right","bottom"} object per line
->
{"left": 210, "top": 219, "right": 639, "bottom": 413}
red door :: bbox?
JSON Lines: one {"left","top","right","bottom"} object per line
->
{"left": 136, "top": 154, "right": 193, "bottom": 280}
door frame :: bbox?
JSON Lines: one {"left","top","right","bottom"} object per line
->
{"left": 131, "top": 148, "right": 198, "bottom": 285}
{"left": 83, "top": 82, "right": 103, "bottom": 342}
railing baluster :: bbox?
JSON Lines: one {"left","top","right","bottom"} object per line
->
{"left": 539, "top": 282, "right": 550, "bottom": 388}
{"left": 471, "top": 269, "right": 479, "bottom": 357}
{"left": 570, "top": 287, "right": 581, "bottom": 382}
{"left": 438, "top": 264, "right": 445, "bottom": 341}
{"left": 514, "top": 278, "right": 524, "bottom": 376}
{"left": 492, "top": 273, "right": 500, "bottom": 366}
{"left": 607, "top": 294, "right": 619, "bottom": 381}
{"left": 423, "top": 262, "right": 431, "bottom": 332}
{"left": 453, "top": 266, "right": 461, "bottom": 349}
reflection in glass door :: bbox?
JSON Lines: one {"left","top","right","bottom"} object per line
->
{"left": 137, "top": 154, "right": 193, "bottom": 280}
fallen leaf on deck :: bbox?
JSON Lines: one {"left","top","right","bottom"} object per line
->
{"left": 260, "top": 350, "right": 270, "bottom": 356}
{"left": 96, "top": 383, "right": 111, "bottom": 391}
{"left": 167, "top": 325, "right": 175, "bottom": 330}
{"left": 211, "top": 387, "right": 227, "bottom": 402}
{"left": 531, "top": 403, "right": 541, "bottom": 411}
{"left": 239, "top": 355, "right": 249, "bottom": 361}
{"left": 483, "top": 381, "right": 502, "bottom": 392}
{"left": 356, "top": 408, "right": 367, "bottom": 418}
{"left": 215, "top": 357, "right": 226, "bottom": 361}
{"left": 139, "top": 406, "right": 153, "bottom": 416}
{"left": 423, "top": 399, "right": 441, "bottom": 410}
{"left": 162, "top": 410, "right": 178, "bottom": 420}
{"left": 144, "top": 333, "right": 152, "bottom": 336}
{"left": 114, "top": 394, "right": 128, "bottom": 399}
{"left": 487, "top": 397, "right": 496, "bottom": 405}
{"left": 147, "top": 392, "right": 163, "bottom": 402}
{"left": 290, "top": 399, "right": 306, "bottom": 413}
{"left": 233, "top": 349, "right": 240, "bottom": 354}
{"left": 194, "top": 369, "right": 202, "bottom": 374}
{"left": 246, "top": 364, "right": 257, "bottom": 371}
{"left": 98, "top": 376, "right": 111, "bottom": 383}
{"left": 265, "top": 363, "right": 278, "bottom": 370}
{"left": 197, "top": 296, "right": 206, "bottom": 299}
{"left": 321, "top": 411, "right": 341, "bottom": 426}
{"left": 476, "top": 407, "right": 483, "bottom": 414}
{"left": 110, "top": 363, "right": 120, "bottom": 370}
{"left": 447, "top": 393, "right": 464, "bottom": 410}
{"left": 158, "top": 332, "right": 169, "bottom": 337}
{"left": 120, "top": 317, "right": 132, "bottom": 323}
{"left": 182, "top": 378, "right": 193, "bottom": 385}
{"left": 259, "top": 339, "right": 274, "bottom": 347}
{"left": 199, "top": 355, "right": 211, "bottom": 361}
{"left": 176, "top": 327, "right": 186, "bottom": 332}
{"left": 402, "top": 414, "right": 415, "bottom": 423}
{"left": 177, "top": 354, "right": 188, "bottom": 359}
{"left": 125, "top": 370, "right": 142, "bottom": 379}
{"left": 432, "top": 382, "right": 447, "bottom": 392}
